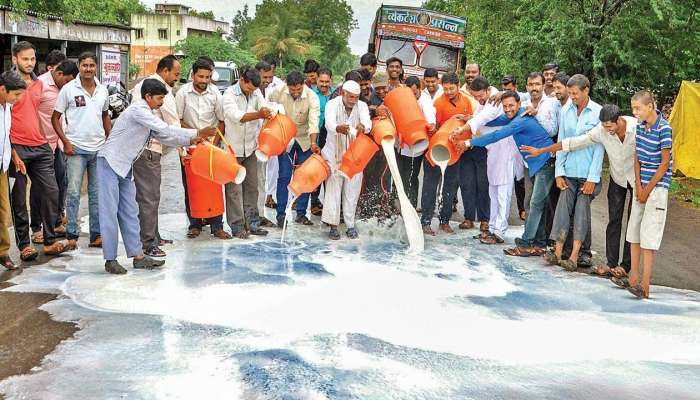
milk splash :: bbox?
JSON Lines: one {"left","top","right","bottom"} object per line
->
{"left": 381, "top": 139, "right": 424, "bottom": 253}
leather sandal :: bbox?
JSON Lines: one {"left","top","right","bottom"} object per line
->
{"left": 1, "top": 255, "right": 17, "bottom": 270}
{"left": 459, "top": 220, "right": 474, "bottom": 230}
{"left": 213, "top": 229, "right": 232, "bottom": 239}
{"left": 187, "top": 227, "right": 201, "bottom": 238}
{"left": 31, "top": 231, "right": 44, "bottom": 244}
{"left": 480, "top": 221, "right": 489, "bottom": 232}
{"left": 44, "top": 241, "right": 67, "bottom": 256}
{"left": 20, "top": 246, "right": 38, "bottom": 262}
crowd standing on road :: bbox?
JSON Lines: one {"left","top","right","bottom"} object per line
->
{"left": 0, "top": 40, "right": 672, "bottom": 299}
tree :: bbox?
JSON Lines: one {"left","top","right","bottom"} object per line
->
{"left": 422, "top": 0, "right": 700, "bottom": 108}
{"left": 241, "top": 0, "right": 357, "bottom": 76}
{"left": 229, "top": 4, "right": 253, "bottom": 46}
{"left": 248, "top": 12, "right": 312, "bottom": 69}
{"left": 188, "top": 9, "right": 215, "bottom": 20}
{"left": 4, "top": 0, "right": 146, "bottom": 25}
{"left": 174, "top": 35, "right": 257, "bottom": 75}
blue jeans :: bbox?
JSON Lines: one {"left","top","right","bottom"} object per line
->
{"left": 276, "top": 142, "right": 311, "bottom": 220}
{"left": 97, "top": 157, "right": 142, "bottom": 261}
{"left": 66, "top": 147, "right": 100, "bottom": 241}
{"left": 517, "top": 159, "right": 555, "bottom": 247}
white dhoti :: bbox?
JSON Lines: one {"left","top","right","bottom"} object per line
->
{"left": 321, "top": 172, "right": 363, "bottom": 228}
{"left": 489, "top": 181, "right": 514, "bottom": 238}
{"left": 265, "top": 156, "right": 278, "bottom": 199}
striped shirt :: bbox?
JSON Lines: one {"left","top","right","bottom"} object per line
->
{"left": 635, "top": 112, "right": 673, "bottom": 188}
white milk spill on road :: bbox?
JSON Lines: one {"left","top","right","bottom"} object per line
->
{"left": 1, "top": 214, "right": 700, "bottom": 399}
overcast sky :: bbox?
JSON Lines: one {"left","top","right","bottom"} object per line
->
{"left": 142, "top": 0, "right": 423, "bottom": 54}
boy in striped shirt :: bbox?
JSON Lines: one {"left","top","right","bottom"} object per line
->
{"left": 625, "top": 90, "right": 672, "bottom": 299}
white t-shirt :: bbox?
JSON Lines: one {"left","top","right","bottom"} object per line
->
{"left": 54, "top": 77, "right": 109, "bottom": 152}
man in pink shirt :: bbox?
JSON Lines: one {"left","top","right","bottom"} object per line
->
{"left": 30, "top": 56, "right": 78, "bottom": 244}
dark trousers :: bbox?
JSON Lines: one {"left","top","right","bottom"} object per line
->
{"left": 458, "top": 147, "right": 489, "bottom": 222}
{"left": 10, "top": 144, "right": 60, "bottom": 248}
{"left": 180, "top": 161, "right": 224, "bottom": 232}
{"left": 397, "top": 152, "right": 424, "bottom": 208}
{"left": 134, "top": 150, "right": 163, "bottom": 249}
{"left": 606, "top": 177, "right": 633, "bottom": 270}
{"left": 515, "top": 177, "right": 526, "bottom": 213}
{"left": 358, "top": 151, "right": 392, "bottom": 220}
{"left": 420, "top": 161, "right": 459, "bottom": 226}
{"left": 30, "top": 146, "right": 66, "bottom": 232}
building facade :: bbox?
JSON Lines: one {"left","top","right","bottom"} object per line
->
{"left": 0, "top": 6, "right": 131, "bottom": 85}
{"left": 130, "top": 4, "right": 228, "bottom": 78}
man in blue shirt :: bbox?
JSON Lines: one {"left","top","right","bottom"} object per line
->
{"left": 97, "top": 79, "right": 216, "bottom": 274}
{"left": 310, "top": 68, "right": 334, "bottom": 216}
{"left": 452, "top": 91, "right": 555, "bottom": 255}
{"left": 547, "top": 74, "right": 603, "bottom": 271}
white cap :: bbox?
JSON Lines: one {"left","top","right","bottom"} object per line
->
{"left": 342, "top": 80, "right": 361, "bottom": 95}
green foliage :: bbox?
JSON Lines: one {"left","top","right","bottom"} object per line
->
{"left": 422, "top": 0, "right": 700, "bottom": 108}
{"left": 235, "top": 0, "right": 357, "bottom": 77}
{"left": 3, "top": 0, "right": 146, "bottom": 25}
{"left": 229, "top": 4, "right": 253, "bottom": 46}
{"left": 187, "top": 8, "right": 215, "bottom": 20}
{"left": 174, "top": 35, "right": 257, "bottom": 75}
{"left": 128, "top": 63, "right": 141, "bottom": 79}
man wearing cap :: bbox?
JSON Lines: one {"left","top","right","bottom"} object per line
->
{"left": 358, "top": 71, "right": 393, "bottom": 221}
{"left": 321, "top": 81, "right": 371, "bottom": 239}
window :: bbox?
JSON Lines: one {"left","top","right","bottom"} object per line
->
{"left": 176, "top": 30, "right": 181, "bottom": 36}
{"left": 214, "top": 67, "right": 232, "bottom": 83}
{"left": 419, "top": 44, "right": 458, "bottom": 72}
{"left": 158, "top": 29, "right": 168, "bottom": 40}
{"left": 135, "top": 29, "right": 143, "bottom": 39}
{"left": 377, "top": 38, "right": 417, "bottom": 66}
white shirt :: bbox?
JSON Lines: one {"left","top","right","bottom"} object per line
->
{"left": 522, "top": 95, "right": 560, "bottom": 137}
{"left": 562, "top": 116, "right": 637, "bottom": 187}
{"left": 175, "top": 82, "right": 224, "bottom": 129}
{"left": 222, "top": 82, "right": 268, "bottom": 158}
{"left": 0, "top": 104, "right": 12, "bottom": 172}
{"left": 54, "top": 76, "right": 110, "bottom": 152}
{"left": 422, "top": 85, "right": 444, "bottom": 101}
{"left": 468, "top": 88, "right": 524, "bottom": 185}
{"left": 130, "top": 74, "right": 180, "bottom": 153}
{"left": 322, "top": 97, "right": 372, "bottom": 168}
{"left": 400, "top": 92, "right": 435, "bottom": 157}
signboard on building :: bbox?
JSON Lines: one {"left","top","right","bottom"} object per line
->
{"left": 130, "top": 45, "right": 173, "bottom": 78}
{"left": 3, "top": 12, "right": 49, "bottom": 38}
{"left": 101, "top": 48, "right": 122, "bottom": 87}
{"left": 378, "top": 6, "right": 465, "bottom": 47}
{"left": 48, "top": 20, "right": 130, "bottom": 44}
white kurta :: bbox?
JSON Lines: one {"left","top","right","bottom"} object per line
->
{"left": 320, "top": 97, "right": 372, "bottom": 228}
{"left": 467, "top": 91, "right": 522, "bottom": 237}
{"left": 467, "top": 99, "right": 523, "bottom": 186}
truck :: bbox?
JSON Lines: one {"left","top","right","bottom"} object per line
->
{"left": 368, "top": 5, "right": 466, "bottom": 77}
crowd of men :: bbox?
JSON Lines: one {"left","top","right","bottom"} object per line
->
{"left": 0, "top": 41, "right": 672, "bottom": 299}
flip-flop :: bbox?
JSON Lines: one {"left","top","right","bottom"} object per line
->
{"left": 610, "top": 266, "right": 628, "bottom": 279}
{"left": 627, "top": 285, "right": 648, "bottom": 299}
{"left": 544, "top": 251, "right": 559, "bottom": 265}
{"left": 504, "top": 247, "right": 532, "bottom": 257}
{"left": 589, "top": 265, "right": 612, "bottom": 277}
{"left": 611, "top": 276, "right": 630, "bottom": 289}
{"left": 559, "top": 259, "right": 577, "bottom": 272}
{"left": 20, "top": 247, "right": 38, "bottom": 262}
